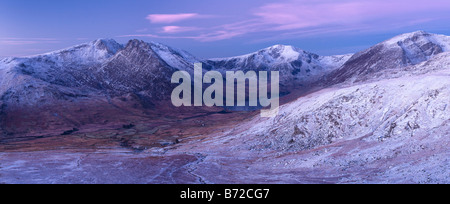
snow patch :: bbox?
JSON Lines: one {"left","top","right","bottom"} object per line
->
{"left": 149, "top": 42, "right": 200, "bottom": 71}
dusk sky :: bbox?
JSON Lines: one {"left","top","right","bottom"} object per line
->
{"left": 1, "top": 0, "right": 450, "bottom": 58}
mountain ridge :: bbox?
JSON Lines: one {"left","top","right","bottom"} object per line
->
{"left": 1, "top": 31, "right": 449, "bottom": 136}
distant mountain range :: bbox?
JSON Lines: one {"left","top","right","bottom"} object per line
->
{"left": 1, "top": 31, "right": 449, "bottom": 184}
{"left": 0, "top": 31, "right": 449, "bottom": 137}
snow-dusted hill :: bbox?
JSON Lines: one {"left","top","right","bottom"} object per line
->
{"left": 191, "top": 41, "right": 450, "bottom": 184}
{"left": 329, "top": 31, "right": 450, "bottom": 84}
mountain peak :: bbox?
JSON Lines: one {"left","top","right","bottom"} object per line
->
{"left": 268, "top": 44, "right": 293, "bottom": 49}
{"left": 125, "top": 39, "right": 150, "bottom": 49}
{"left": 383, "top": 30, "right": 433, "bottom": 45}
{"left": 120, "top": 39, "right": 199, "bottom": 72}
{"left": 32, "top": 38, "right": 123, "bottom": 63}
{"left": 92, "top": 38, "right": 123, "bottom": 54}
{"left": 412, "top": 30, "right": 429, "bottom": 35}
{"left": 265, "top": 44, "right": 303, "bottom": 53}
{"left": 407, "top": 30, "right": 429, "bottom": 36}
{"left": 381, "top": 30, "right": 450, "bottom": 53}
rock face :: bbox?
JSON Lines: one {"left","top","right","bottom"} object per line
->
{"left": 94, "top": 40, "right": 177, "bottom": 100}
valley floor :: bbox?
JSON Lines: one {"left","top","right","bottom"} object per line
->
{"left": 0, "top": 108, "right": 448, "bottom": 184}
{"left": 0, "top": 133, "right": 448, "bottom": 184}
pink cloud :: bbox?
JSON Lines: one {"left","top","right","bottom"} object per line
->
{"left": 253, "top": 0, "right": 450, "bottom": 31}
{"left": 124, "top": 0, "right": 450, "bottom": 42}
{"left": 146, "top": 13, "right": 200, "bottom": 24}
{"left": 120, "top": 30, "right": 243, "bottom": 42}
{"left": 0, "top": 38, "right": 60, "bottom": 45}
{"left": 161, "top": 26, "right": 199, "bottom": 34}
{"left": 253, "top": 1, "right": 365, "bottom": 30}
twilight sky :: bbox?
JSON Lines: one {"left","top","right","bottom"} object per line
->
{"left": 1, "top": 0, "right": 450, "bottom": 58}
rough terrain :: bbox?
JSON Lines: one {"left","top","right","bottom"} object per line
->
{"left": 0, "top": 31, "right": 449, "bottom": 184}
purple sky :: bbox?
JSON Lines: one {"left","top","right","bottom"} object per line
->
{"left": 1, "top": 0, "right": 450, "bottom": 58}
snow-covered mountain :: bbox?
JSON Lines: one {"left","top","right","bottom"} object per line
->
{"left": 329, "top": 31, "right": 450, "bottom": 84}
{"left": 0, "top": 39, "right": 202, "bottom": 135}
{"left": 0, "top": 39, "right": 200, "bottom": 101}
{"left": 207, "top": 45, "right": 352, "bottom": 87}
{"left": 93, "top": 40, "right": 178, "bottom": 99}
{"left": 0, "top": 31, "right": 449, "bottom": 139}
{"left": 1, "top": 39, "right": 123, "bottom": 92}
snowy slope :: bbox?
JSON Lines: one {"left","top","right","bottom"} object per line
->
{"left": 149, "top": 42, "right": 200, "bottom": 73}
{"left": 40, "top": 39, "right": 123, "bottom": 65}
{"left": 197, "top": 53, "right": 450, "bottom": 183}
{"left": 384, "top": 31, "right": 450, "bottom": 52}
{"left": 318, "top": 54, "right": 353, "bottom": 69}
{"left": 244, "top": 68, "right": 450, "bottom": 151}
{"left": 2, "top": 39, "right": 124, "bottom": 90}
{"left": 181, "top": 32, "right": 450, "bottom": 183}
{"left": 329, "top": 31, "right": 450, "bottom": 84}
